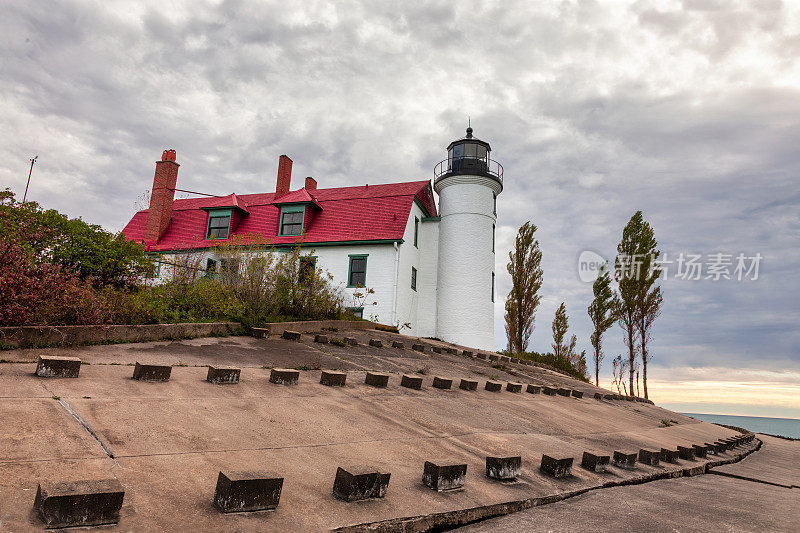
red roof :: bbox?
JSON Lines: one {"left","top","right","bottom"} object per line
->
{"left": 122, "top": 180, "right": 437, "bottom": 252}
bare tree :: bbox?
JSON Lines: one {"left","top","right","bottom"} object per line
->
{"left": 504, "top": 221, "right": 543, "bottom": 353}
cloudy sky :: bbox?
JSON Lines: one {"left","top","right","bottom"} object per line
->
{"left": 2, "top": 0, "right": 798, "bottom": 418}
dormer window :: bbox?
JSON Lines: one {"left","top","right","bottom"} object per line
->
{"left": 279, "top": 205, "right": 305, "bottom": 236}
{"left": 206, "top": 209, "right": 232, "bottom": 240}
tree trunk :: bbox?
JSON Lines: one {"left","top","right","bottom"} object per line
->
{"left": 595, "top": 345, "right": 600, "bottom": 386}
{"left": 642, "top": 339, "right": 649, "bottom": 399}
{"left": 628, "top": 328, "right": 635, "bottom": 395}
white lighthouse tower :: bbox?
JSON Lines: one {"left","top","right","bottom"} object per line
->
{"left": 434, "top": 127, "right": 503, "bottom": 350}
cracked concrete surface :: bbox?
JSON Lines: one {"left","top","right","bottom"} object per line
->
{"left": 0, "top": 333, "right": 779, "bottom": 531}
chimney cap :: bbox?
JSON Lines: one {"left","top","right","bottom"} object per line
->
{"left": 161, "top": 149, "right": 177, "bottom": 162}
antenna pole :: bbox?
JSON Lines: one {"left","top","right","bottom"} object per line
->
{"left": 23, "top": 155, "right": 38, "bottom": 203}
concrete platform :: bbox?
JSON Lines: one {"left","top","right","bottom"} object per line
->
{"left": 0, "top": 335, "right": 767, "bottom": 531}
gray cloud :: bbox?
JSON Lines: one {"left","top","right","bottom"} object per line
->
{"left": 1, "top": 1, "right": 798, "bottom": 394}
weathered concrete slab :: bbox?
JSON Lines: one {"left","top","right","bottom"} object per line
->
{"left": 282, "top": 330, "right": 301, "bottom": 341}
{"left": 506, "top": 382, "right": 523, "bottom": 393}
{"left": 365, "top": 372, "right": 389, "bottom": 388}
{"left": 475, "top": 353, "right": 487, "bottom": 360}
{"left": 401, "top": 374, "right": 423, "bottom": 390}
{"left": 527, "top": 384, "right": 541, "bottom": 394}
{"left": 661, "top": 448, "right": 679, "bottom": 463}
{"left": 412, "top": 343, "right": 426, "bottom": 353}
{"left": 581, "top": 452, "right": 610, "bottom": 473}
{"left": 678, "top": 445, "right": 696, "bottom": 460}
{"left": 422, "top": 461, "right": 467, "bottom": 492}
{"left": 314, "top": 334, "right": 329, "bottom": 344}
{"left": 343, "top": 336, "right": 358, "bottom": 346}
{"left": 332, "top": 467, "right": 390, "bottom": 502}
{"left": 432, "top": 377, "right": 453, "bottom": 390}
{"left": 613, "top": 451, "right": 637, "bottom": 469}
{"left": 594, "top": 393, "right": 603, "bottom": 400}
{"left": 35, "top": 356, "right": 81, "bottom": 378}
{"left": 571, "top": 390, "right": 584, "bottom": 399}
{"left": 462, "top": 350, "right": 474, "bottom": 357}
{"left": 557, "top": 388, "right": 572, "bottom": 397}
{"left": 712, "top": 434, "right": 799, "bottom": 488}
{"left": 392, "top": 341, "right": 404, "bottom": 349}
{"left": 206, "top": 366, "right": 240, "bottom": 384}
{"left": 485, "top": 381, "right": 502, "bottom": 392}
{"left": 34, "top": 478, "right": 124, "bottom": 528}
{"left": 693, "top": 444, "right": 708, "bottom": 459}
{"left": 543, "top": 386, "right": 557, "bottom": 396}
{"left": 432, "top": 346, "right": 443, "bottom": 354}
{"left": 213, "top": 470, "right": 283, "bottom": 512}
{"left": 460, "top": 378, "right": 478, "bottom": 391}
{"left": 269, "top": 368, "right": 300, "bottom": 385}
{"left": 540, "top": 454, "right": 573, "bottom": 478}
{"left": 486, "top": 456, "right": 522, "bottom": 480}
{"left": 369, "top": 339, "right": 383, "bottom": 348}
{"left": 133, "top": 362, "right": 171, "bottom": 382}
{"left": 321, "top": 370, "right": 347, "bottom": 387}
{"left": 639, "top": 449, "right": 660, "bottom": 466}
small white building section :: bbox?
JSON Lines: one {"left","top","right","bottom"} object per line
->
{"left": 123, "top": 128, "right": 502, "bottom": 350}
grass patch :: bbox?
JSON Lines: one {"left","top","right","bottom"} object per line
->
{"left": 51, "top": 395, "right": 60, "bottom": 400}
{"left": 329, "top": 338, "right": 347, "bottom": 347}
{"left": 660, "top": 419, "right": 673, "bottom": 427}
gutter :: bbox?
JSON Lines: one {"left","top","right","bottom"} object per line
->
{"left": 392, "top": 241, "right": 400, "bottom": 326}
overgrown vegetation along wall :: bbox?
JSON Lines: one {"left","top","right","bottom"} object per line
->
{"left": 0, "top": 190, "right": 355, "bottom": 329}
{"left": 504, "top": 350, "right": 591, "bottom": 383}
{"left": 0, "top": 322, "right": 242, "bottom": 349}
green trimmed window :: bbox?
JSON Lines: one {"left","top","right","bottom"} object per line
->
{"left": 279, "top": 205, "right": 305, "bottom": 236}
{"left": 346, "top": 307, "right": 364, "bottom": 319}
{"left": 146, "top": 255, "right": 161, "bottom": 278}
{"left": 414, "top": 216, "right": 419, "bottom": 247}
{"left": 411, "top": 266, "right": 417, "bottom": 291}
{"left": 348, "top": 254, "right": 368, "bottom": 287}
{"left": 206, "top": 258, "right": 217, "bottom": 279}
{"left": 206, "top": 210, "right": 232, "bottom": 240}
{"left": 299, "top": 256, "right": 317, "bottom": 285}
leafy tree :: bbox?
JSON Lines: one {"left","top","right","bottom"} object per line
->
{"left": 588, "top": 263, "right": 618, "bottom": 386}
{"left": 504, "top": 222, "right": 543, "bottom": 353}
{"left": 551, "top": 302, "right": 569, "bottom": 359}
{"left": 615, "top": 211, "right": 661, "bottom": 396}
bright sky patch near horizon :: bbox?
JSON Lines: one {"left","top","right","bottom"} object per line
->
{"left": 1, "top": 1, "right": 798, "bottom": 418}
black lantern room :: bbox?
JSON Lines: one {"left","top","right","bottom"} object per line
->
{"left": 434, "top": 127, "right": 503, "bottom": 187}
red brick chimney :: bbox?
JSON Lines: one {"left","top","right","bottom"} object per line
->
{"left": 144, "top": 149, "right": 179, "bottom": 243}
{"left": 305, "top": 176, "right": 317, "bottom": 190}
{"left": 276, "top": 155, "right": 292, "bottom": 197}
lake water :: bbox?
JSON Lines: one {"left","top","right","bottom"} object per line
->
{"left": 681, "top": 413, "right": 800, "bottom": 439}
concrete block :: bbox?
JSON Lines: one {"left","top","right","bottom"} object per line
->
{"left": 448, "top": 348, "right": 462, "bottom": 356}
{"left": 581, "top": 452, "right": 610, "bottom": 473}
{"left": 432, "top": 376, "right": 453, "bottom": 390}
{"left": 392, "top": 341, "right": 404, "bottom": 349}
{"left": 613, "top": 451, "right": 637, "bottom": 469}
{"left": 314, "top": 334, "right": 329, "bottom": 344}
{"left": 526, "top": 384, "right": 541, "bottom": 394}
{"left": 422, "top": 461, "right": 467, "bottom": 492}
{"left": 343, "top": 336, "right": 358, "bottom": 346}
{"left": 678, "top": 446, "right": 695, "bottom": 460}
{"left": 369, "top": 339, "right": 383, "bottom": 348}
{"left": 332, "top": 467, "right": 390, "bottom": 502}
{"left": 365, "top": 372, "right": 389, "bottom": 388}
{"left": 485, "top": 380, "right": 502, "bottom": 392}
{"left": 510, "top": 358, "right": 520, "bottom": 364}
{"left": 206, "top": 366, "right": 240, "bottom": 384}
{"left": 488, "top": 354, "right": 499, "bottom": 362}
{"left": 499, "top": 356, "right": 510, "bottom": 363}
{"left": 704, "top": 442, "right": 721, "bottom": 455}
{"left": 281, "top": 330, "right": 301, "bottom": 341}
{"left": 660, "top": 448, "right": 679, "bottom": 463}
{"left": 603, "top": 394, "right": 615, "bottom": 400}
{"left": 476, "top": 353, "right": 487, "bottom": 360}
{"left": 34, "top": 479, "right": 124, "bottom": 528}
{"left": 638, "top": 449, "right": 660, "bottom": 466}
{"left": 412, "top": 343, "right": 426, "bottom": 353}
{"left": 557, "top": 388, "right": 571, "bottom": 397}
{"left": 626, "top": 396, "right": 636, "bottom": 402}
{"left": 522, "top": 359, "right": 533, "bottom": 365}
{"left": 401, "top": 374, "right": 423, "bottom": 390}
{"left": 269, "top": 368, "right": 299, "bottom": 385}
{"left": 594, "top": 393, "right": 603, "bottom": 400}
{"left": 486, "top": 456, "right": 522, "bottom": 480}
{"left": 571, "top": 390, "right": 584, "bottom": 398}
{"left": 35, "top": 356, "right": 81, "bottom": 378}
{"left": 320, "top": 370, "right": 347, "bottom": 387}
{"left": 213, "top": 471, "right": 283, "bottom": 513}
{"left": 692, "top": 444, "right": 708, "bottom": 459}
{"left": 459, "top": 378, "right": 478, "bottom": 391}
{"left": 462, "top": 350, "right": 474, "bottom": 357}
{"left": 132, "top": 362, "right": 171, "bottom": 382}
{"left": 543, "top": 386, "right": 557, "bottom": 396}
{"left": 506, "top": 382, "right": 523, "bottom": 393}
{"left": 432, "top": 346, "right": 442, "bottom": 354}
{"left": 540, "top": 455, "right": 573, "bottom": 478}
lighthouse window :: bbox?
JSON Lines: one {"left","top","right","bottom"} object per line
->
{"left": 492, "top": 224, "right": 495, "bottom": 253}
{"left": 414, "top": 217, "right": 419, "bottom": 247}
{"left": 491, "top": 272, "right": 495, "bottom": 302}
{"left": 206, "top": 210, "right": 232, "bottom": 240}
{"left": 348, "top": 254, "right": 368, "bottom": 287}
{"left": 279, "top": 206, "right": 305, "bottom": 236}
{"left": 411, "top": 267, "right": 417, "bottom": 291}
{"left": 464, "top": 143, "right": 477, "bottom": 157}
{"left": 476, "top": 144, "right": 487, "bottom": 160}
